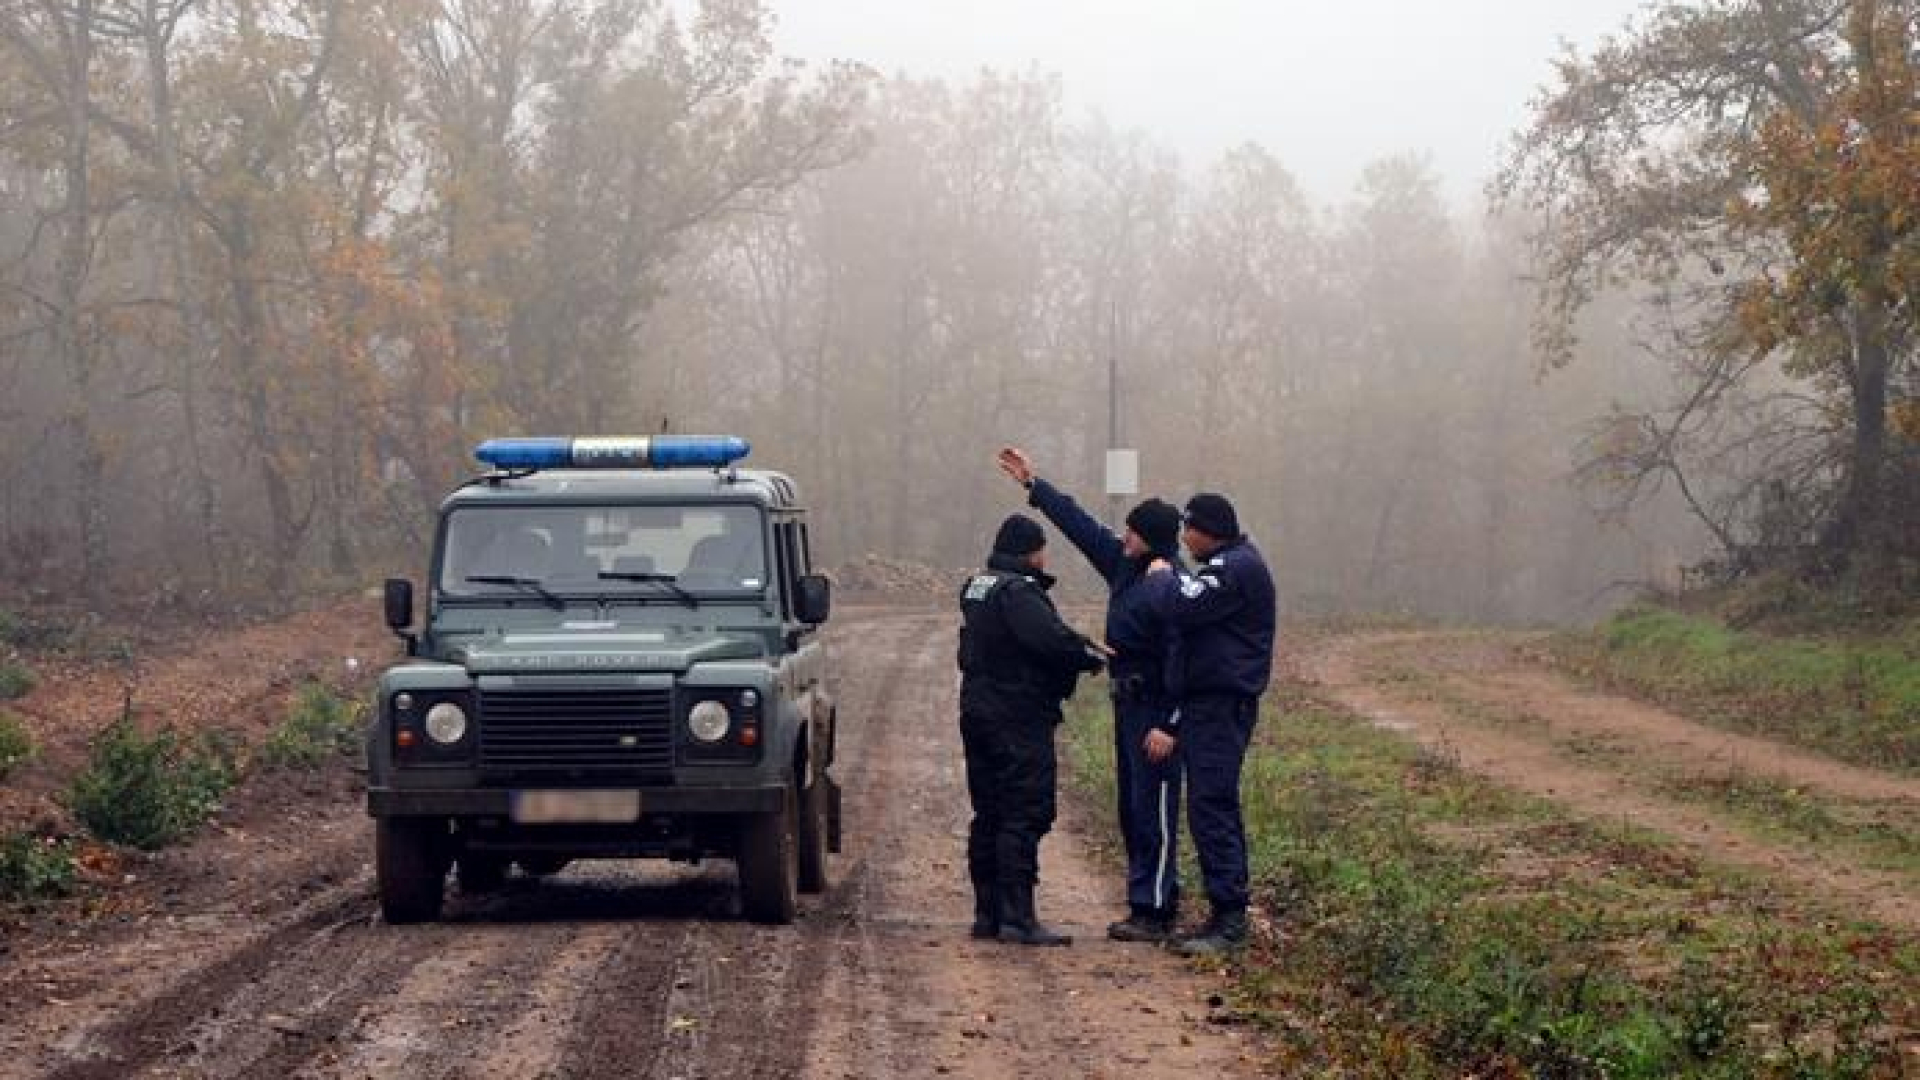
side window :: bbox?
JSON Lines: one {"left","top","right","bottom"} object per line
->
{"left": 796, "top": 523, "right": 812, "bottom": 576}
{"left": 774, "top": 521, "right": 799, "bottom": 620}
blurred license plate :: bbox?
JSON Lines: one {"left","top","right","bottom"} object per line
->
{"left": 510, "top": 790, "right": 640, "bottom": 824}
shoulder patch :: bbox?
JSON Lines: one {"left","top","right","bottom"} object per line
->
{"left": 964, "top": 575, "right": 999, "bottom": 601}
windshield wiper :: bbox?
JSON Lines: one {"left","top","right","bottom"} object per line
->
{"left": 598, "top": 571, "right": 698, "bottom": 609}
{"left": 464, "top": 574, "right": 564, "bottom": 609}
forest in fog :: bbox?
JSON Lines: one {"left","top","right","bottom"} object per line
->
{"left": 3, "top": 0, "right": 1914, "bottom": 623}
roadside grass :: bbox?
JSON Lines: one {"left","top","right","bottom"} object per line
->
{"left": 1551, "top": 604, "right": 1920, "bottom": 773}
{"left": 66, "top": 701, "right": 239, "bottom": 851}
{"left": 1653, "top": 771, "right": 1920, "bottom": 879}
{"left": 258, "top": 682, "right": 365, "bottom": 770}
{"left": 0, "top": 709, "right": 34, "bottom": 779}
{"left": 1061, "top": 686, "right": 1916, "bottom": 1078}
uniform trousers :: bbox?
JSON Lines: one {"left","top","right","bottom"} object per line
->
{"left": 960, "top": 705, "right": 1057, "bottom": 891}
{"left": 1113, "top": 698, "right": 1182, "bottom": 914}
{"left": 1181, "top": 695, "right": 1258, "bottom": 913}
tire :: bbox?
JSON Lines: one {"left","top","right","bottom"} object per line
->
{"left": 797, "top": 774, "right": 829, "bottom": 894}
{"left": 737, "top": 784, "right": 798, "bottom": 924}
{"left": 457, "top": 853, "right": 508, "bottom": 894}
{"left": 376, "top": 817, "right": 448, "bottom": 924}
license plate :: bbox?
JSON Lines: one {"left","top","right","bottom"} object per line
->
{"left": 510, "top": 790, "right": 641, "bottom": 824}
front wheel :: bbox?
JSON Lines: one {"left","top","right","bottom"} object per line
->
{"left": 376, "top": 818, "right": 449, "bottom": 924}
{"left": 797, "top": 775, "right": 829, "bottom": 894}
{"left": 737, "top": 785, "right": 798, "bottom": 924}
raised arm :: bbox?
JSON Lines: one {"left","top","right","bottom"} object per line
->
{"left": 997, "top": 447, "right": 1124, "bottom": 582}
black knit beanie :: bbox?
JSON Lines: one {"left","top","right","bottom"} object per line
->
{"left": 1125, "top": 498, "right": 1182, "bottom": 556}
{"left": 992, "top": 513, "right": 1047, "bottom": 557}
{"left": 1182, "top": 493, "right": 1240, "bottom": 540}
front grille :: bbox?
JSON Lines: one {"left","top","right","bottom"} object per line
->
{"left": 478, "top": 686, "right": 674, "bottom": 783}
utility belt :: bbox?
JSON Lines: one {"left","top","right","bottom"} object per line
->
{"left": 966, "top": 666, "right": 1077, "bottom": 699}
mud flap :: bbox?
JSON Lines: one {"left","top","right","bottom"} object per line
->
{"left": 826, "top": 776, "right": 843, "bottom": 854}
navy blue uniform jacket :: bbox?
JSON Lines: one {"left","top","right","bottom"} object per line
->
{"left": 1027, "top": 478, "right": 1182, "bottom": 706}
{"left": 1147, "top": 536, "right": 1276, "bottom": 699}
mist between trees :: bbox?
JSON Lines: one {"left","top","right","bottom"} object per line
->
{"left": 1, "top": 1, "right": 1912, "bottom": 625}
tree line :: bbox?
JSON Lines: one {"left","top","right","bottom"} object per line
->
{"left": 1, "top": 0, "right": 1911, "bottom": 622}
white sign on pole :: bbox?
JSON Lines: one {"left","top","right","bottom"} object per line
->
{"left": 1104, "top": 449, "right": 1139, "bottom": 497}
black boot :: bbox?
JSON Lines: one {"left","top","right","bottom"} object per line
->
{"left": 970, "top": 880, "right": 999, "bottom": 940}
{"left": 1173, "top": 907, "right": 1248, "bottom": 957}
{"left": 1106, "top": 905, "right": 1175, "bottom": 943}
{"left": 996, "top": 883, "right": 1072, "bottom": 947}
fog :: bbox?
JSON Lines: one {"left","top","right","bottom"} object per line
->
{"left": 769, "top": 0, "right": 1651, "bottom": 201}
{"left": 17, "top": 0, "right": 1895, "bottom": 626}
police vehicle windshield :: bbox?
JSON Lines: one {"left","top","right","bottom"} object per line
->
{"left": 438, "top": 504, "right": 767, "bottom": 599}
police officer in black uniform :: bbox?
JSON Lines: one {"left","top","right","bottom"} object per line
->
{"left": 959, "top": 513, "right": 1107, "bottom": 946}
{"left": 1145, "top": 492, "right": 1276, "bottom": 956}
{"left": 996, "top": 447, "right": 1188, "bottom": 943}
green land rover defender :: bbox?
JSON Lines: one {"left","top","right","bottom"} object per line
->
{"left": 369, "top": 436, "right": 840, "bottom": 924}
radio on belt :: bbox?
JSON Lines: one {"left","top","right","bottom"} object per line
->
{"left": 474, "top": 436, "right": 751, "bottom": 470}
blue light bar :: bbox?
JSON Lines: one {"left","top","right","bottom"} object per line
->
{"left": 474, "top": 436, "right": 751, "bottom": 471}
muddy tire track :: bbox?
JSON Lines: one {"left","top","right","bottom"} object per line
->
{"left": 7, "top": 607, "right": 1267, "bottom": 1079}
{"left": 36, "top": 881, "right": 379, "bottom": 1080}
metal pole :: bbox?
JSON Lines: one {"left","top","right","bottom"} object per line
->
{"left": 1108, "top": 299, "right": 1123, "bottom": 527}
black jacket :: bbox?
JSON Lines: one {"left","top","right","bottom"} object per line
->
{"left": 1147, "top": 536, "right": 1276, "bottom": 699}
{"left": 1026, "top": 478, "right": 1182, "bottom": 704}
{"left": 957, "top": 552, "right": 1105, "bottom": 720}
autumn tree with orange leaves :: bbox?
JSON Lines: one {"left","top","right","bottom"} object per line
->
{"left": 1499, "top": 0, "right": 1919, "bottom": 587}
{"left": 0, "top": 0, "right": 865, "bottom": 600}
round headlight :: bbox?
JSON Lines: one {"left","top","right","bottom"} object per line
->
{"left": 424, "top": 701, "right": 468, "bottom": 745}
{"left": 688, "top": 700, "right": 731, "bottom": 744}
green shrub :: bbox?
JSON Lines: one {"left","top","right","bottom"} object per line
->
{"left": 0, "top": 710, "right": 33, "bottom": 779}
{"left": 67, "top": 710, "right": 237, "bottom": 850}
{"left": 0, "top": 659, "right": 35, "bottom": 701}
{"left": 0, "top": 833, "right": 75, "bottom": 904}
{"left": 0, "top": 609, "right": 71, "bottom": 652}
{"left": 259, "top": 682, "right": 364, "bottom": 770}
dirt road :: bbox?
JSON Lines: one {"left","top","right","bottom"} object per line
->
{"left": 0, "top": 607, "right": 1263, "bottom": 1079}
{"left": 1303, "top": 630, "right": 1920, "bottom": 932}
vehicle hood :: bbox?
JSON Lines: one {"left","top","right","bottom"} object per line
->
{"left": 450, "top": 629, "right": 766, "bottom": 674}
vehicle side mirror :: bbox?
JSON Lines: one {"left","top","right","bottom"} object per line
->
{"left": 384, "top": 578, "right": 415, "bottom": 632}
{"left": 795, "top": 574, "right": 832, "bottom": 625}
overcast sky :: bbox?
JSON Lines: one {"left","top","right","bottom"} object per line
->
{"left": 769, "top": 0, "right": 1651, "bottom": 203}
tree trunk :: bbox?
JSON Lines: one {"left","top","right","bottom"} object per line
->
{"left": 222, "top": 204, "right": 303, "bottom": 589}
{"left": 144, "top": 0, "right": 227, "bottom": 587}
{"left": 54, "top": 0, "right": 107, "bottom": 603}
{"left": 1829, "top": 299, "right": 1894, "bottom": 577}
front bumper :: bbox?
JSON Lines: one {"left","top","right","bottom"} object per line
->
{"left": 367, "top": 784, "right": 786, "bottom": 817}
